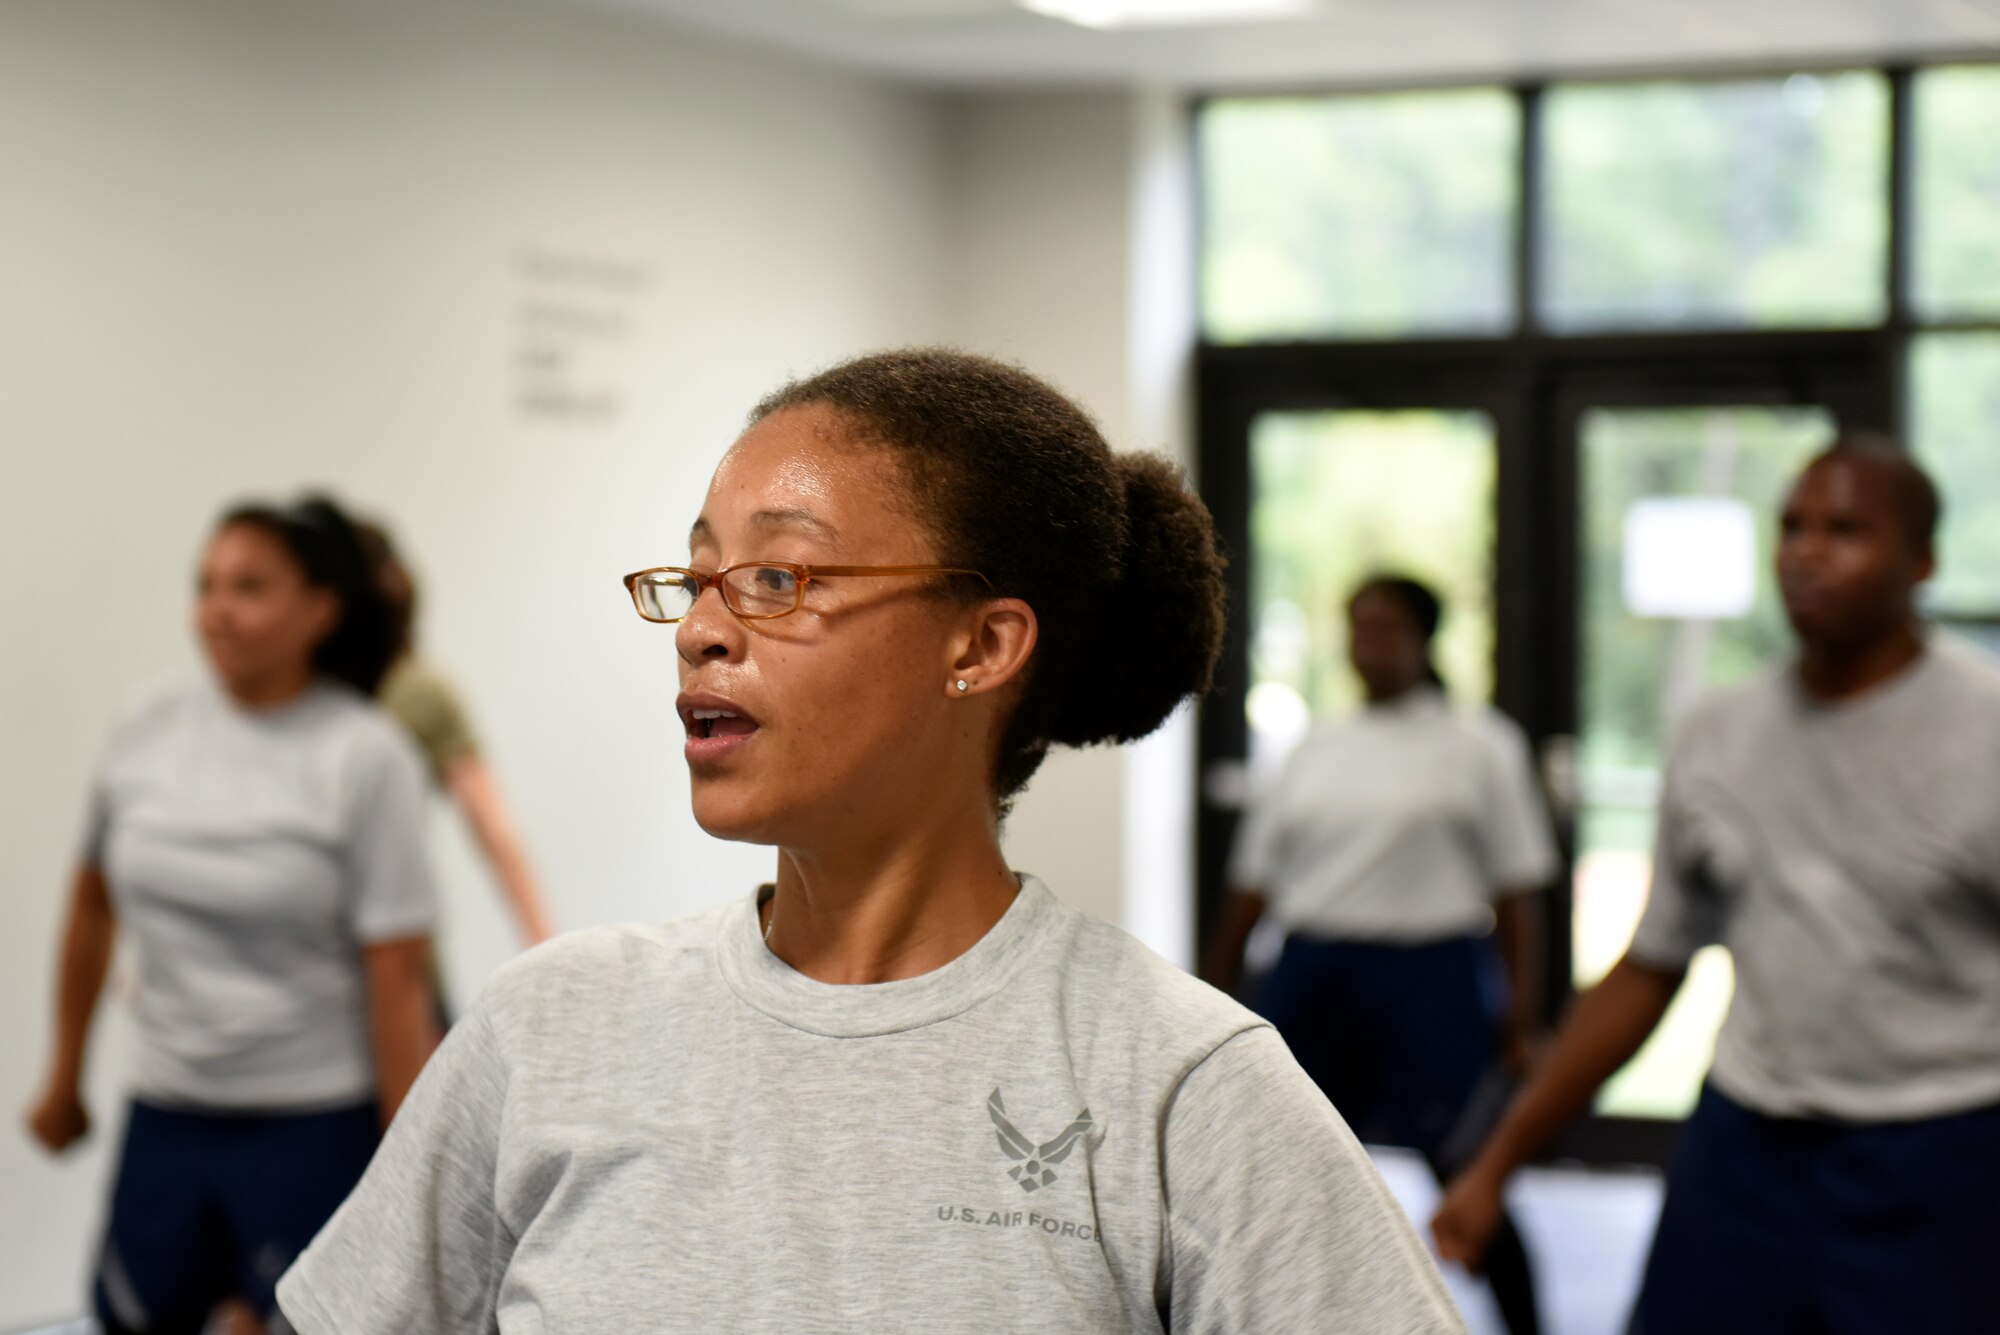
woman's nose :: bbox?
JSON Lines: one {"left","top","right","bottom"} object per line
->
{"left": 674, "top": 582, "right": 739, "bottom": 662}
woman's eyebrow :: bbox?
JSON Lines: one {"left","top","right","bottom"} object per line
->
{"left": 687, "top": 509, "right": 840, "bottom": 548}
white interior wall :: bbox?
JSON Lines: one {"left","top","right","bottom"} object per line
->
{"left": 938, "top": 89, "right": 1138, "bottom": 932}
{"left": 0, "top": 3, "right": 1192, "bottom": 1321}
{"left": 0, "top": 0, "right": 962, "bottom": 1318}
{"left": 939, "top": 86, "right": 1200, "bottom": 961}
{"left": 1121, "top": 85, "right": 1201, "bottom": 970}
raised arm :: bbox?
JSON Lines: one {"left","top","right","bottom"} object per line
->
{"left": 26, "top": 863, "right": 117, "bottom": 1153}
{"left": 1433, "top": 952, "right": 1682, "bottom": 1266}
{"left": 446, "top": 756, "right": 556, "bottom": 947}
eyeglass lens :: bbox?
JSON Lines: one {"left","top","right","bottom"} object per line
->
{"left": 632, "top": 566, "right": 802, "bottom": 621}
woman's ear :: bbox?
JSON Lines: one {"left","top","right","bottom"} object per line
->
{"left": 943, "top": 598, "right": 1037, "bottom": 699}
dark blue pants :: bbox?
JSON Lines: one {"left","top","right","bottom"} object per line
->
{"left": 1634, "top": 1085, "right": 2000, "bottom": 1335}
{"left": 1256, "top": 933, "right": 1540, "bottom": 1335}
{"left": 94, "top": 1099, "right": 380, "bottom": 1334}
{"left": 1255, "top": 933, "right": 1507, "bottom": 1154}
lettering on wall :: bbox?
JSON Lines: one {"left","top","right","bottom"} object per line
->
{"left": 511, "top": 245, "right": 647, "bottom": 422}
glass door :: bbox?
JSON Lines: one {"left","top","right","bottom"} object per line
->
{"left": 1245, "top": 408, "right": 1500, "bottom": 774}
{"left": 1570, "top": 403, "right": 1835, "bottom": 1118}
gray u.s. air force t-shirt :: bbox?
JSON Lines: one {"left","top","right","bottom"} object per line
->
{"left": 1632, "top": 643, "right": 2000, "bottom": 1122}
{"left": 278, "top": 876, "right": 1466, "bottom": 1333}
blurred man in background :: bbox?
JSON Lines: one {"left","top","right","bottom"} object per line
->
{"left": 1434, "top": 440, "right": 2000, "bottom": 1335}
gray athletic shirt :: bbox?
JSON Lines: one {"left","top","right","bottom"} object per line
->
{"left": 84, "top": 678, "right": 436, "bottom": 1109}
{"left": 1631, "top": 644, "right": 2000, "bottom": 1122}
{"left": 278, "top": 877, "right": 1466, "bottom": 1334}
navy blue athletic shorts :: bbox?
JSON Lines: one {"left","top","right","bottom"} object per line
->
{"left": 1253, "top": 932, "right": 1504, "bottom": 1159}
{"left": 93, "top": 1098, "right": 379, "bottom": 1335}
{"left": 1634, "top": 1085, "right": 2000, "bottom": 1335}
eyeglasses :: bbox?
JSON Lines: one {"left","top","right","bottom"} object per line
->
{"left": 622, "top": 562, "right": 991, "bottom": 623}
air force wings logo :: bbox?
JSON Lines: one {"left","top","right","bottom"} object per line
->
{"left": 987, "top": 1088, "right": 1094, "bottom": 1193}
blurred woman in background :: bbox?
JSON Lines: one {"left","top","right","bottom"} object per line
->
{"left": 24, "top": 496, "right": 438, "bottom": 1335}
{"left": 1203, "top": 574, "right": 1557, "bottom": 1335}
{"left": 356, "top": 521, "right": 557, "bottom": 955}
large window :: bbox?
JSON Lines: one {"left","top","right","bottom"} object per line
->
{"left": 1200, "top": 91, "right": 1519, "bottom": 341}
{"left": 1912, "top": 65, "right": 2000, "bottom": 321}
{"left": 1910, "top": 66, "right": 2000, "bottom": 622}
{"left": 1542, "top": 73, "right": 1889, "bottom": 332}
{"left": 1198, "top": 63, "right": 2000, "bottom": 1152}
{"left": 1912, "top": 333, "right": 2000, "bottom": 616}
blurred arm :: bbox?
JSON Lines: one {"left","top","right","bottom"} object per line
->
{"left": 1434, "top": 952, "right": 1682, "bottom": 1266}
{"left": 446, "top": 757, "right": 556, "bottom": 947}
{"left": 364, "top": 936, "right": 439, "bottom": 1127}
{"left": 1491, "top": 890, "right": 1544, "bottom": 1070}
{"left": 26, "top": 864, "right": 116, "bottom": 1152}
{"left": 1198, "top": 888, "right": 1267, "bottom": 999}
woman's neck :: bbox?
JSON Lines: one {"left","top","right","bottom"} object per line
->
{"left": 765, "top": 800, "right": 1020, "bottom": 985}
{"left": 1364, "top": 677, "right": 1430, "bottom": 707}
{"left": 219, "top": 665, "right": 316, "bottom": 711}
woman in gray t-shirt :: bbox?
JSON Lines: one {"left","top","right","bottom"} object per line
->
{"left": 24, "top": 496, "right": 438, "bottom": 1335}
{"left": 277, "top": 351, "right": 1466, "bottom": 1334}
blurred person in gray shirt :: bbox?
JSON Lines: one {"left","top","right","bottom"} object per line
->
{"left": 25, "top": 496, "right": 438, "bottom": 1335}
{"left": 1435, "top": 439, "right": 2000, "bottom": 1335}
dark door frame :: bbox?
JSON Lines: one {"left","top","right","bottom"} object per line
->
{"left": 1194, "top": 329, "right": 1899, "bottom": 1167}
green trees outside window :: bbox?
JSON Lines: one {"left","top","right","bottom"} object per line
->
{"left": 1542, "top": 74, "right": 1888, "bottom": 332}
{"left": 1200, "top": 91, "right": 1518, "bottom": 342}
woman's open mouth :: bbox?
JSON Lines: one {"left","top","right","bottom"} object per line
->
{"left": 688, "top": 708, "right": 757, "bottom": 741}
{"left": 678, "top": 694, "right": 761, "bottom": 763}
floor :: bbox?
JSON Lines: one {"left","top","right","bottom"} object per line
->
{"left": 1371, "top": 1147, "right": 1664, "bottom": 1335}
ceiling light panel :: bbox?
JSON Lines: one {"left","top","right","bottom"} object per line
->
{"left": 1019, "top": 0, "right": 1320, "bottom": 30}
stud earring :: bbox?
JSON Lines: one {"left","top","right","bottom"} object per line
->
{"left": 956, "top": 679, "right": 970, "bottom": 693}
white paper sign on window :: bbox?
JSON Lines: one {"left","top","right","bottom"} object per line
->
{"left": 1622, "top": 497, "right": 1757, "bottom": 619}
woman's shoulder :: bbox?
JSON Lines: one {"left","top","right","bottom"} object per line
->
{"left": 1447, "top": 700, "right": 1539, "bottom": 767}
{"left": 1045, "top": 896, "right": 1269, "bottom": 1075}
{"left": 1263, "top": 717, "right": 1363, "bottom": 779}
{"left": 92, "top": 675, "right": 212, "bottom": 764}
{"left": 111, "top": 672, "right": 204, "bottom": 726}
{"left": 1456, "top": 699, "right": 1528, "bottom": 751}
{"left": 306, "top": 680, "right": 434, "bottom": 772}
{"left": 472, "top": 902, "right": 735, "bottom": 1032}
{"left": 314, "top": 678, "right": 405, "bottom": 726}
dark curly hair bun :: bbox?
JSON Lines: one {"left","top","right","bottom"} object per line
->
{"left": 753, "top": 348, "right": 1228, "bottom": 803}
{"left": 1048, "top": 452, "right": 1224, "bottom": 748}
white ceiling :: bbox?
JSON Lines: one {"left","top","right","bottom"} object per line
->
{"left": 556, "top": 0, "right": 2000, "bottom": 89}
